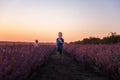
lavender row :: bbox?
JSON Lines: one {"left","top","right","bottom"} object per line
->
{"left": 0, "top": 45, "right": 55, "bottom": 80}
{"left": 65, "top": 44, "right": 120, "bottom": 80}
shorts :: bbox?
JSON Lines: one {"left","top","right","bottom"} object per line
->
{"left": 57, "top": 47, "right": 63, "bottom": 54}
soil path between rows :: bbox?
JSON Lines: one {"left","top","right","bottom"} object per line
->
{"left": 28, "top": 52, "right": 108, "bottom": 80}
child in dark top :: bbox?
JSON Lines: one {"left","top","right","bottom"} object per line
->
{"left": 56, "top": 32, "right": 64, "bottom": 56}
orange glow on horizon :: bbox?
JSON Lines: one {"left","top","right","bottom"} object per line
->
{"left": 0, "top": 24, "right": 108, "bottom": 42}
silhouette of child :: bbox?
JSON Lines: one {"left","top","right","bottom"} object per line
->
{"left": 34, "top": 40, "right": 39, "bottom": 47}
{"left": 56, "top": 32, "right": 64, "bottom": 56}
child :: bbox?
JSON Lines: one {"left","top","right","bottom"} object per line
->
{"left": 34, "top": 40, "right": 39, "bottom": 47}
{"left": 56, "top": 32, "right": 64, "bottom": 56}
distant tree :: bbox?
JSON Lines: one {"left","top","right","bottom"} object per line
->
{"left": 82, "top": 37, "right": 101, "bottom": 44}
{"left": 102, "top": 32, "right": 120, "bottom": 44}
{"left": 70, "top": 32, "right": 120, "bottom": 44}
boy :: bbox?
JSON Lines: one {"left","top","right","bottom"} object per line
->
{"left": 56, "top": 32, "right": 64, "bottom": 56}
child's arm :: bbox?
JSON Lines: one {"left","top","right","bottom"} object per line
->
{"left": 59, "top": 38, "right": 64, "bottom": 44}
{"left": 62, "top": 38, "right": 64, "bottom": 44}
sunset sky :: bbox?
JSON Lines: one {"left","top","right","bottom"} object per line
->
{"left": 0, "top": 0, "right": 120, "bottom": 42}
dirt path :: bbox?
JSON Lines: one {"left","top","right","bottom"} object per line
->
{"left": 29, "top": 52, "right": 108, "bottom": 80}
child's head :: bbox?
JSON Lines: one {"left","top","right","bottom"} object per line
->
{"left": 58, "top": 32, "right": 63, "bottom": 38}
{"left": 35, "top": 40, "right": 38, "bottom": 43}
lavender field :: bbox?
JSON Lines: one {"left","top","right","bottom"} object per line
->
{"left": 0, "top": 44, "right": 55, "bottom": 80}
{"left": 0, "top": 44, "right": 120, "bottom": 80}
{"left": 65, "top": 44, "right": 120, "bottom": 80}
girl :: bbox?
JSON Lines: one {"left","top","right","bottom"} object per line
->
{"left": 34, "top": 40, "right": 39, "bottom": 47}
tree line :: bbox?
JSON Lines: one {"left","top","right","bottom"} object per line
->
{"left": 70, "top": 32, "right": 120, "bottom": 44}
